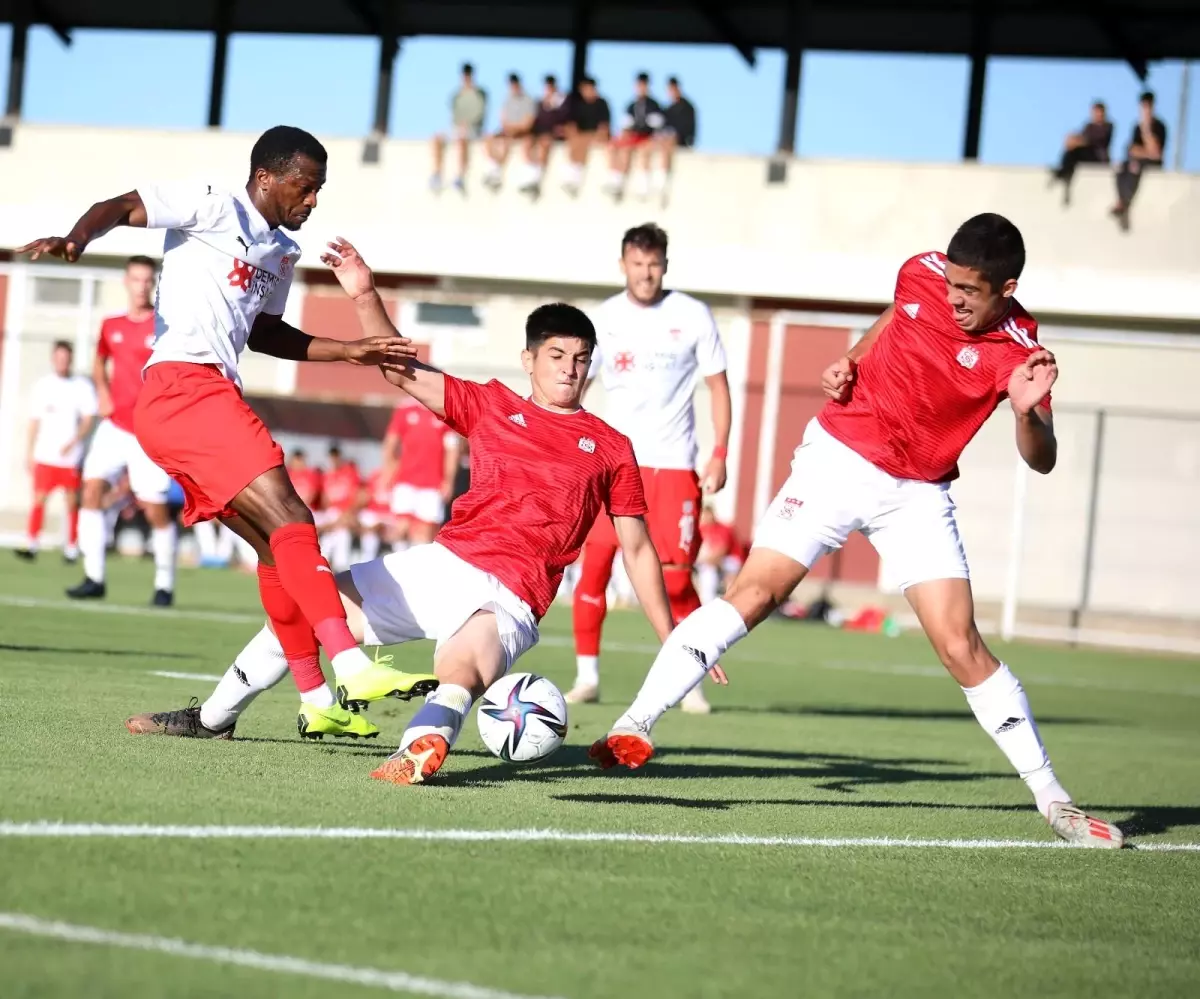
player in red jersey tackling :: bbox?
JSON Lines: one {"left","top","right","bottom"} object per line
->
{"left": 128, "top": 240, "right": 699, "bottom": 786}
{"left": 592, "top": 214, "right": 1124, "bottom": 848}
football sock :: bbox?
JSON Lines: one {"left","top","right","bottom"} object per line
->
{"left": 299, "top": 685, "right": 336, "bottom": 708}
{"left": 664, "top": 566, "right": 702, "bottom": 626}
{"left": 269, "top": 523, "right": 358, "bottom": 658}
{"left": 78, "top": 507, "right": 106, "bottom": 582}
{"left": 576, "top": 655, "right": 600, "bottom": 687}
{"left": 325, "top": 527, "right": 353, "bottom": 572}
{"left": 359, "top": 530, "right": 381, "bottom": 562}
{"left": 256, "top": 562, "right": 328, "bottom": 696}
{"left": 25, "top": 501, "right": 44, "bottom": 548}
{"left": 961, "top": 662, "right": 1069, "bottom": 817}
{"left": 66, "top": 506, "right": 79, "bottom": 549}
{"left": 199, "top": 625, "right": 290, "bottom": 731}
{"left": 398, "top": 683, "right": 472, "bottom": 753}
{"left": 151, "top": 524, "right": 177, "bottom": 592}
{"left": 697, "top": 563, "right": 720, "bottom": 604}
{"left": 193, "top": 519, "right": 220, "bottom": 561}
{"left": 573, "top": 544, "right": 615, "bottom": 660}
{"left": 614, "top": 598, "right": 747, "bottom": 733}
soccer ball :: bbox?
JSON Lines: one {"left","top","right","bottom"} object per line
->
{"left": 476, "top": 672, "right": 568, "bottom": 764}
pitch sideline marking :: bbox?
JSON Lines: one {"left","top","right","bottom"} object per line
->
{"left": 150, "top": 671, "right": 224, "bottom": 682}
{"left": 0, "top": 912, "right": 560, "bottom": 999}
{"left": 0, "top": 821, "right": 1196, "bottom": 852}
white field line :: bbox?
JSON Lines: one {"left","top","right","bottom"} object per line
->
{"left": 0, "top": 912, "right": 560, "bottom": 999}
{"left": 0, "top": 821, "right": 1197, "bottom": 852}
{"left": 3, "top": 594, "right": 1196, "bottom": 698}
{"left": 150, "top": 671, "right": 224, "bottom": 682}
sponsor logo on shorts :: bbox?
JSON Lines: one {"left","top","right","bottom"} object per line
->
{"left": 777, "top": 496, "right": 803, "bottom": 521}
{"left": 956, "top": 345, "right": 980, "bottom": 369}
{"left": 578, "top": 437, "right": 596, "bottom": 453}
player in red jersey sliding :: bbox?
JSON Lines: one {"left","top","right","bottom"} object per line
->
{"left": 592, "top": 214, "right": 1125, "bottom": 848}
{"left": 128, "top": 240, "right": 702, "bottom": 786}
{"left": 381, "top": 394, "right": 462, "bottom": 547}
{"left": 68, "top": 255, "right": 180, "bottom": 606}
{"left": 20, "top": 126, "right": 436, "bottom": 742}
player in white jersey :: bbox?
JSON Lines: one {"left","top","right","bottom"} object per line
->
{"left": 15, "top": 341, "right": 97, "bottom": 562}
{"left": 18, "top": 126, "right": 435, "bottom": 742}
{"left": 569, "top": 223, "right": 731, "bottom": 713}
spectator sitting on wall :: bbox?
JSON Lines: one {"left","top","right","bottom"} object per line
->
{"left": 1048, "top": 100, "right": 1111, "bottom": 205}
{"left": 562, "top": 76, "right": 612, "bottom": 196}
{"left": 431, "top": 62, "right": 487, "bottom": 194}
{"left": 516, "top": 75, "right": 568, "bottom": 193}
{"left": 653, "top": 76, "right": 697, "bottom": 195}
{"left": 482, "top": 73, "right": 536, "bottom": 191}
{"left": 603, "top": 72, "right": 665, "bottom": 199}
{"left": 1111, "top": 91, "right": 1168, "bottom": 232}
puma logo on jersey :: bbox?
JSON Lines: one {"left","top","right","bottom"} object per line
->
{"left": 956, "top": 346, "right": 980, "bottom": 369}
{"left": 903, "top": 302, "right": 920, "bottom": 319}
{"left": 578, "top": 437, "right": 596, "bottom": 453}
{"left": 509, "top": 413, "right": 526, "bottom": 427}
{"left": 235, "top": 236, "right": 251, "bottom": 252}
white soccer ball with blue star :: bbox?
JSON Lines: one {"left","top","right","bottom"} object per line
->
{"left": 476, "top": 672, "right": 568, "bottom": 764}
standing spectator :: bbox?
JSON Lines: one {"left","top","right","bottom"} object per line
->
{"left": 1112, "top": 91, "right": 1168, "bottom": 232}
{"left": 562, "top": 77, "right": 612, "bottom": 195}
{"left": 430, "top": 63, "right": 487, "bottom": 193}
{"left": 515, "top": 75, "right": 568, "bottom": 193}
{"left": 482, "top": 73, "right": 536, "bottom": 191}
{"left": 1049, "top": 101, "right": 1112, "bottom": 205}
{"left": 654, "top": 76, "right": 697, "bottom": 195}
{"left": 604, "top": 72, "right": 665, "bottom": 199}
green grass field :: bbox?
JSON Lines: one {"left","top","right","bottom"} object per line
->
{"left": 1, "top": 555, "right": 1198, "bottom": 998}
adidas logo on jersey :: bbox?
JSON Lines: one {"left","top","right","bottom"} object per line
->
{"left": 903, "top": 302, "right": 920, "bottom": 319}
{"left": 578, "top": 437, "right": 596, "bottom": 453}
{"left": 956, "top": 346, "right": 980, "bottom": 369}
{"left": 509, "top": 413, "right": 527, "bottom": 427}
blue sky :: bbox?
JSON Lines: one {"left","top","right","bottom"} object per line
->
{"left": 1, "top": 27, "right": 1196, "bottom": 169}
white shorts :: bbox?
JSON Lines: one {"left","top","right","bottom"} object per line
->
{"left": 349, "top": 542, "right": 539, "bottom": 671}
{"left": 391, "top": 482, "right": 445, "bottom": 525}
{"left": 314, "top": 508, "right": 350, "bottom": 530}
{"left": 82, "top": 419, "right": 172, "bottom": 504}
{"left": 753, "top": 419, "right": 970, "bottom": 592}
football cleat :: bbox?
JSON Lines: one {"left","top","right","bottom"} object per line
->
{"left": 588, "top": 727, "right": 655, "bottom": 770}
{"left": 1047, "top": 802, "right": 1126, "bottom": 849}
{"left": 67, "top": 577, "right": 106, "bottom": 600}
{"left": 335, "top": 651, "right": 439, "bottom": 712}
{"left": 151, "top": 589, "right": 174, "bottom": 608}
{"left": 13, "top": 548, "right": 36, "bottom": 562}
{"left": 125, "top": 697, "right": 234, "bottom": 739}
{"left": 297, "top": 703, "right": 380, "bottom": 741}
{"left": 564, "top": 683, "right": 600, "bottom": 705}
{"left": 370, "top": 734, "right": 449, "bottom": 786}
{"left": 680, "top": 685, "right": 712, "bottom": 715}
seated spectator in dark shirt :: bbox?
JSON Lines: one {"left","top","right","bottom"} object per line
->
{"left": 1049, "top": 100, "right": 1111, "bottom": 205}
{"left": 562, "top": 77, "right": 611, "bottom": 195}
{"left": 653, "top": 76, "right": 697, "bottom": 194}
{"left": 604, "top": 72, "right": 665, "bottom": 199}
{"left": 1112, "top": 91, "right": 1168, "bottom": 232}
{"left": 483, "top": 73, "right": 536, "bottom": 190}
{"left": 517, "top": 75, "right": 568, "bottom": 193}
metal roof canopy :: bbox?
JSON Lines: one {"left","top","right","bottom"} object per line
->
{"left": 4, "top": 1, "right": 1200, "bottom": 166}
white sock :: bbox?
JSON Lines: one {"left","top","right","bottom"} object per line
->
{"left": 330, "top": 646, "right": 372, "bottom": 680}
{"left": 151, "top": 524, "right": 177, "bottom": 591}
{"left": 697, "top": 563, "right": 720, "bottom": 604}
{"left": 398, "top": 683, "right": 472, "bottom": 753}
{"left": 299, "top": 684, "right": 336, "bottom": 708}
{"left": 78, "top": 508, "right": 107, "bottom": 583}
{"left": 614, "top": 598, "right": 747, "bottom": 734}
{"left": 605, "top": 168, "right": 625, "bottom": 191}
{"left": 576, "top": 655, "right": 600, "bottom": 687}
{"left": 962, "top": 663, "right": 1069, "bottom": 817}
{"left": 563, "top": 162, "right": 584, "bottom": 188}
{"left": 651, "top": 168, "right": 668, "bottom": 192}
{"left": 199, "top": 624, "right": 290, "bottom": 730}
{"left": 360, "top": 531, "right": 382, "bottom": 562}
{"left": 193, "top": 519, "right": 219, "bottom": 559}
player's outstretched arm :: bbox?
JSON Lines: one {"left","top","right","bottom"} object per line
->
{"left": 1008, "top": 349, "right": 1058, "bottom": 474}
{"left": 17, "top": 191, "right": 147, "bottom": 262}
{"left": 247, "top": 312, "right": 415, "bottom": 366}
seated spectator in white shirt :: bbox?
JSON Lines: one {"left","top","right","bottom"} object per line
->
{"left": 561, "top": 77, "right": 612, "bottom": 196}
{"left": 431, "top": 63, "right": 487, "bottom": 193}
{"left": 603, "top": 72, "right": 665, "bottom": 199}
{"left": 483, "top": 73, "right": 537, "bottom": 190}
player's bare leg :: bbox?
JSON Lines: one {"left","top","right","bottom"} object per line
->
{"left": 569, "top": 539, "right": 618, "bottom": 703}
{"left": 141, "top": 500, "right": 177, "bottom": 606}
{"left": 906, "top": 577, "right": 1124, "bottom": 848}
{"left": 591, "top": 546, "right": 800, "bottom": 768}
{"left": 68, "top": 477, "right": 110, "bottom": 598}
{"left": 371, "top": 610, "right": 506, "bottom": 787}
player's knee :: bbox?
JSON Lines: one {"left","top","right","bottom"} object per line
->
{"left": 933, "top": 630, "right": 993, "bottom": 684}
{"left": 722, "top": 575, "right": 782, "bottom": 629}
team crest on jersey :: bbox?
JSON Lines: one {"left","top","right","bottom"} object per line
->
{"left": 669, "top": 328, "right": 682, "bottom": 339}
{"left": 613, "top": 351, "right": 635, "bottom": 372}
{"left": 280, "top": 255, "right": 292, "bottom": 278}
{"left": 111, "top": 332, "right": 124, "bottom": 344}
{"left": 509, "top": 413, "right": 527, "bottom": 427}
{"left": 578, "top": 437, "right": 596, "bottom": 453}
{"left": 956, "top": 346, "right": 980, "bottom": 370}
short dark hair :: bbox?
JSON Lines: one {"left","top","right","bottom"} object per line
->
{"left": 621, "top": 223, "right": 668, "bottom": 257}
{"left": 667, "top": 76, "right": 680, "bottom": 88}
{"left": 462, "top": 62, "right": 474, "bottom": 76}
{"left": 525, "top": 303, "right": 596, "bottom": 351}
{"left": 1092, "top": 100, "right": 1106, "bottom": 111}
{"left": 946, "top": 213, "right": 1025, "bottom": 288}
{"left": 636, "top": 72, "right": 650, "bottom": 84}
{"left": 328, "top": 443, "right": 342, "bottom": 458}
{"left": 581, "top": 76, "right": 596, "bottom": 87}
{"left": 126, "top": 254, "right": 156, "bottom": 271}
{"left": 250, "top": 126, "right": 327, "bottom": 177}
{"left": 53, "top": 340, "right": 73, "bottom": 353}
{"left": 544, "top": 74, "right": 557, "bottom": 87}
{"left": 1140, "top": 90, "right": 1155, "bottom": 105}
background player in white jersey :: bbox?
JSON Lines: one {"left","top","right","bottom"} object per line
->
{"left": 70, "top": 255, "right": 178, "bottom": 606}
{"left": 569, "top": 223, "right": 731, "bottom": 713}
{"left": 592, "top": 214, "right": 1124, "bottom": 849}
{"left": 15, "top": 341, "right": 97, "bottom": 562}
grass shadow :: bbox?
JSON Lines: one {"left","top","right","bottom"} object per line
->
{"left": 0, "top": 643, "right": 197, "bottom": 660}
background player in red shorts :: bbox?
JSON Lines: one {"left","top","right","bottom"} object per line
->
{"left": 696, "top": 505, "right": 746, "bottom": 605}
{"left": 592, "top": 214, "right": 1124, "bottom": 849}
{"left": 20, "top": 125, "right": 435, "bottom": 743}
{"left": 15, "top": 341, "right": 97, "bottom": 562}
{"left": 70, "top": 255, "right": 179, "bottom": 606}
{"left": 315, "top": 444, "right": 362, "bottom": 572}
{"left": 381, "top": 394, "right": 462, "bottom": 547}
{"left": 357, "top": 463, "right": 397, "bottom": 563}
{"left": 569, "top": 223, "right": 731, "bottom": 714}
{"left": 285, "top": 448, "right": 323, "bottom": 511}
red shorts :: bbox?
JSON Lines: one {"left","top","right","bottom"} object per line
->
{"left": 33, "top": 463, "right": 81, "bottom": 495}
{"left": 134, "top": 362, "right": 284, "bottom": 526}
{"left": 612, "top": 132, "right": 653, "bottom": 149}
{"left": 585, "top": 467, "right": 702, "bottom": 566}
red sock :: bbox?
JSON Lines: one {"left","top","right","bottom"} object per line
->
{"left": 268, "top": 522, "right": 358, "bottom": 658}
{"left": 66, "top": 507, "right": 79, "bottom": 547}
{"left": 27, "top": 502, "right": 45, "bottom": 544}
{"left": 257, "top": 563, "right": 325, "bottom": 693}
{"left": 664, "top": 566, "right": 702, "bottom": 627}
{"left": 573, "top": 543, "right": 616, "bottom": 657}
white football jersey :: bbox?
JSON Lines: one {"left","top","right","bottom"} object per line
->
{"left": 30, "top": 373, "right": 98, "bottom": 468}
{"left": 588, "top": 290, "right": 727, "bottom": 470}
{"left": 138, "top": 182, "right": 301, "bottom": 390}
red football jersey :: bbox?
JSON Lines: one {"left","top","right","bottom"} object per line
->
{"left": 322, "top": 463, "right": 362, "bottom": 512}
{"left": 818, "top": 251, "right": 1048, "bottom": 483}
{"left": 386, "top": 399, "right": 455, "bottom": 490}
{"left": 700, "top": 520, "right": 745, "bottom": 560}
{"left": 96, "top": 314, "right": 156, "bottom": 433}
{"left": 436, "top": 376, "right": 646, "bottom": 619}
{"left": 289, "top": 465, "right": 323, "bottom": 509}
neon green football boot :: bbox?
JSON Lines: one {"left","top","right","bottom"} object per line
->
{"left": 297, "top": 703, "right": 380, "bottom": 741}
{"left": 335, "top": 651, "right": 440, "bottom": 713}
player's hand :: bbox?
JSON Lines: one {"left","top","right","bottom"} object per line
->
{"left": 379, "top": 361, "right": 413, "bottom": 388}
{"left": 320, "top": 237, "right": 376, "bottom": 301}
{"left": 702, "top": 454, "right": 727, "bottom": 494}
{"left": 821, "top": 355, "right": 856, "bottom": 401}
{"left": 342, "top": 335, "right": 417, "bottom": 367}
{"left": 1008, "top": 349, "right": 1057, "bottom": 415}
{"left": 707, "top": 664, "right": 729, "bottom": 686}
{"left": 17, "top": 236, "right": 85, "bottom": 263}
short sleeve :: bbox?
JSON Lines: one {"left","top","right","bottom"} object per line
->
{"left": 598, "top": 100, "right": 611, "bottom": 128}
{"left": 606, "top": 437, "right": 648, "bottom": 518}
{"left": 385, "top": 407, "right": 405, "bottom": 438}
{"left": 695, "top": 305, "right": 727, "bottom": 377}
{"left": 261, "top": 263, "right": 294, "bottom": 317}
{"left": 95, "top": 321, "right": 113, "bottom": 360}
{"left": 441, "top": 375, "right": 491, "bottom": 437}
{"left": 138, "top": 181, "right": 224, "bottom": 232}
